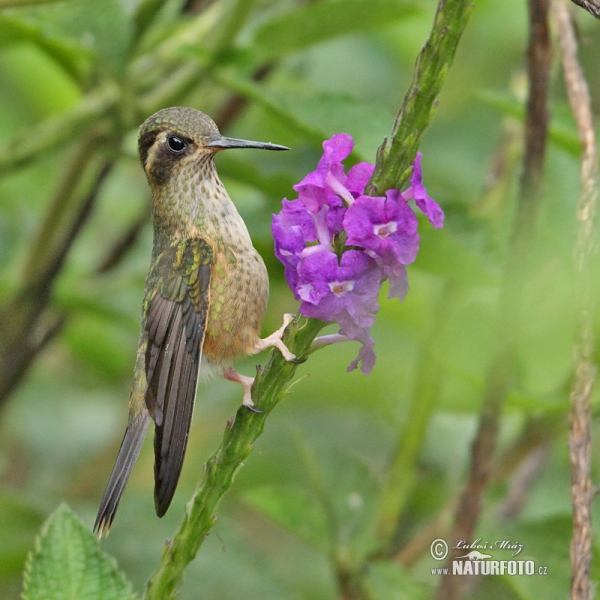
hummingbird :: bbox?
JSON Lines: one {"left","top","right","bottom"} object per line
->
{"left": 94, "top": 107, "right": 295, "bottom": 536}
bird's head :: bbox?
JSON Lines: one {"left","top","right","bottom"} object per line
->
{"left": 138, "top": 106, "right": 288, "bottom": 187}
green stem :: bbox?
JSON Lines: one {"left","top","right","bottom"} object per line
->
{"left": 132, "top": 0, "right": 256, "bottom": 104}
{"left": 0, "top": 82, "right": 118, "bottom": 176}
{"left": 210, "top": 0, "right": 258, "bottom": 56}
{"left": 366, "top": 0, "right": 474, "bottom": 195}
{"left": 373, "top": 284, "right": 453, "bottom": 554}
{"left": 23, "top": 136, "right": 97, "bottom": 282}
{"left": 0, "top": 0, "right": 61, "bottom": 6}
{"left": 210, "top": 70, "right": 326, "bottom": 146}
{"left": 144, "top": 316, "right": 326, "bottom": 600}
{"left": 139, "top": 63, "right": 206, "bottom": 116}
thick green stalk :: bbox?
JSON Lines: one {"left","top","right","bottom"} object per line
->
{"left": 144, "top": 316, "right": 325, "bottom": 600}
{"left": 366, "top": 0, "right": 474, "bottom": 195}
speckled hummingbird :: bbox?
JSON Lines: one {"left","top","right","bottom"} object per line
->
{"left": 94, "top": 107, "right": 295, "bottom": 536}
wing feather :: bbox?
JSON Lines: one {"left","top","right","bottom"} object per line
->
{"left": 144, "top": 238, "right": 212, "bottom": 517}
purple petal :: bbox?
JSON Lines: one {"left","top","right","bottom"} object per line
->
{"left": 347, "top": 334, "right": 376, "bottom": 374}
{"left": 277, "top": 198, "right": 317, "bottom": 241}
{"left": 346, "top": 162, "right": 375, "bottom": 195}
{"left": 296, "top": 248, "right": 338, "bottom": 308}
{"left": 383, "top": 263, "right": 410, "bottom": 301}
{"left": 344, "top": 193, "right": 420, "bottom": 265}
{"left": 272, "top": 215, "right": 305, "bottom": 295}
{"left": 406, "top": 152, "right": 444, "bottom": 228}
{"left": 294, "top": 134, "right": 354, "bottom": 191}
{"left": 297, "top": 250, "right": 380, "bottom": 323}
{"left": 323, "top": 134, "right": 354, "bottom": 163}
{"left": 296, "top": 247, "right": 382, "bottom": 374}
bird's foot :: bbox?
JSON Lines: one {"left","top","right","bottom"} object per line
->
{"left": 254, "top": 313, "right": 296, "bottom": 361}
{"left": 224, "top": 369, "right": 264, "bottom": 412}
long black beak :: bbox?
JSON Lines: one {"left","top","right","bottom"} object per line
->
{"left": 206, "top": 136, "right": 289, "bottom": 151}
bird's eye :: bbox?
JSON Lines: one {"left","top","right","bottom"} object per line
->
{"left": 167, "top": 136, "right": 186, "bottom": 153}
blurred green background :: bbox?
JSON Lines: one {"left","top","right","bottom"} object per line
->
{"left": 1, "top": 0, "right": 599, "bottom": 598}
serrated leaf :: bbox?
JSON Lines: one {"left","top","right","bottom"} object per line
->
{"left": 22, "top": 504, "right": 136, "bottom": 600}
{"left": 252, "top": 0, "right": 419, "bottom": 60}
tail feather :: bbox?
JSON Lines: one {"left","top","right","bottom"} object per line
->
{"left": 153, "top": 328, "right": 198, "bottom": 517}
{"left": 94, "top": 413, "right": 151, "bottom": 537}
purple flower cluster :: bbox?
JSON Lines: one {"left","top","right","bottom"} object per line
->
{"left": 272, "top": 134, "right": 443, "bottom": 374}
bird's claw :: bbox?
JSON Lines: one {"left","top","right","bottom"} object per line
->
{"left": 245, "top": 404, "right": 265, "bottom": 414}
{"left": 254, "top": 314, "right": 296, "bottom": 362}
{"left": 291, "top": 356, "right": 307, "bottom": 364}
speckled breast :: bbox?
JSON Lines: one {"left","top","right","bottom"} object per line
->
{"left": 202, "top": 240, "right": 269, "bottom": 362}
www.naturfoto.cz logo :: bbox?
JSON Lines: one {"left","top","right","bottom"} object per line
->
{"left": 429, "top": 538, "right": 549, "bottom": 577}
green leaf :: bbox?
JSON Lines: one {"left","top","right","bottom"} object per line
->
{"left": 266, "top": 89, "right": 393, "bottom": 161}
{"left": 251, "top": 0, "right": 419, "bottom": 60}
{"left": 415, "top": 224, "right": 498, "bottom": 285}
{"left": 478, "top": 91, "right": 581, "bottom": 157}
{"left": 363, "top": 562, "right": 428, "bottom": 600}
{"left": 487, "top": 516, "right": 575, "bottom": 600}
{"left": 0, "top": 0, "right": 66, "bottom": 6}
{"left": 244, "top": 485, "right": 332, "bottom": 555}
{"left": 0, "top": 494, "right": 44, "bottom": 577}
{"left": 5, "top": 0, "right": 132, "bottom": 75}
{"left": 22, "top": 504, "right": 136, "bottom": 600}
{"left": 62, "top": 314, "right": 137, "bottom": 378}
{"left": 0, "top": 13, "right": 89, "bottom": 81}
{"left": 212, "top": 70, "right": 393, "bottom": 159}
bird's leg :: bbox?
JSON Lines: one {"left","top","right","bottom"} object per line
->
{"left": 224, "top": 368, "right": 262, "bottom": 411}
{"left": 253, "top": 313, "right": 296, "bottom": 361}
{"left": 227, "top": 315, "right": 301, "bottom": 413}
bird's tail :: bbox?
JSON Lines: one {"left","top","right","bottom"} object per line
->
{"left": 94, "top": 412, "right": 150, "bottom": 537}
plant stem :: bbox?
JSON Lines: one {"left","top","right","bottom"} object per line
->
{"left": 373, "top": 284, "right": 452, "bottom": 555}
{"left": 0, "top": 82, "right": 118, "bottom": 176}
{"left": 438, "top": 1, "right": 552, "bottom": 598}
{"left": 144, "top": 315, "right": 325, "bottom": 600}
{"left": 554, "top": 3, "right": 598, "bottom": 599}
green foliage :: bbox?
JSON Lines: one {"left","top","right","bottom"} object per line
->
{"left": 0, "top": 0, "right": 599, "bottom": 599}
{"left": 250, "top": 0, "right": 419, "bottom": 60}
{"left": 22, "top": 504, "right": 135, "bottom": 600}
{"left": 0, "top": 495, "right": 44, "bottom": 578}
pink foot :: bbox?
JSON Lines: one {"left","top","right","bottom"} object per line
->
{"left": 253, "top": 313, "right": 296, "bottom": 361}
{"left": 224, "top": 368, "right": 256, "bottom": 408}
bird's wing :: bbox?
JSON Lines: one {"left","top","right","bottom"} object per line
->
{"left": 144, "top": 237, "right": 213, "bottom": 517}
